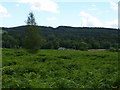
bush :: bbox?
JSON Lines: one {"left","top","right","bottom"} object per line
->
{"left": 109, "top": 47, "right": 118, "bottom": 52}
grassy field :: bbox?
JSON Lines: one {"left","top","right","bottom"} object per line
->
{"left": 2, "top": 48, "right": 119, "bottom": 88}
{"left": 0, "top": 30, "right": 6, "bottom": 34}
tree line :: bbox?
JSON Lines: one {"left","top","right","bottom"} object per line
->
{"left": 2, "top": 12, "right": 119, "bottom": 53}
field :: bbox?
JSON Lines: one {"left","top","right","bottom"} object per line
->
{"left": 2, "top": 48, "right": 119, "bottom": 88}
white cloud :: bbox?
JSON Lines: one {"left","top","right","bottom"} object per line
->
{"left": 15, "top": 4, "right": 20, "bottom": 7}
{"left": 47, "top": 17, "right": 57, "bottom": 21}
{"left": 0, "top": 4, "right": 11, "bottom": 18}
{"left": 0, "top": 0, "right": 117, "bottom": 2}
{"left": 17, "top": 0, "right": 59, "bottom": 13}
{"left": 1, "top": 0, "right": 60, "bottom": 13}
{"left": 0, "top": 4, "right": 7, "bottom": 13}
{"left": 88, "top": 4, "right": 96, "bottom": 11}
{"left": 110, "top": 1, "right": 118, "bottom": 10}
{"left": 105, "top": 19, "right": 118, "bottom": 28}
{"left": 80, "top": 11, "right": 103, "bottom": 27}
{"left": 79, "top": 11, "right": 118, "bottom": 28}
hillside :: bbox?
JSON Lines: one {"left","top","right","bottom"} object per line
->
{"left": 2, "top": 25, "right": 118, "bottom": 36}
{"left": 2, "top": 25, "right": 119, "bottom": 50}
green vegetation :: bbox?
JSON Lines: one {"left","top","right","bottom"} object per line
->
{"left": 2, "top": 48, "right": 119, "bottom": 88}
{"left": 0, "top": 30, "right": 7, "bottom": 34}
{"left": 24, "top": 12, "right": 44, "bottom": 53}
{"left": 2, "top": 26, "right": 119, "bottom": 50}
{"left": 0, "top": 30, "right": 2, "bottom": 34}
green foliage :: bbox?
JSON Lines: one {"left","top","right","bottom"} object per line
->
{"left": 2, "top": 48, "right": 119, "bottom": 88}
{"left": 78, "top": 42, "right": 88, "bottom": 50}
{"left": 2, "top": 35, "right": 19, "bottom": 48}
{"left": 2, "top": 26, "right": 119, "bottom": 50}
{"left": 25, "top": 12, "right": 37, "bottom": 25}
{"left": 109, "top": 47, "right": 119, "bottom": 52}
{"left": 23, "top": 12, "right": 44, "bottom": 53}
{"left": 23, "top": 25, "right": 44, "bottom": 53}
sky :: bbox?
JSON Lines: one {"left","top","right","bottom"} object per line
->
{"left": 0, "top": 0, "right": 119, "bottom": 28}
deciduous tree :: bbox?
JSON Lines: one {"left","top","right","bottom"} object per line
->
{"left": 24, "top": 12, "right": 44, "bottom": 53}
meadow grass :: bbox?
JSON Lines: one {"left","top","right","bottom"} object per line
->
{"left": 2, "top": 48, "right": 119, "bottom": 88}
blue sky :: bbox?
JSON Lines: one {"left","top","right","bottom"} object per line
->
{"left": 0, "top": 0, "right": 119, "bottom": 28}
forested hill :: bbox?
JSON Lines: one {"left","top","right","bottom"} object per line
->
{"left": 2, "top": 25, "right": 118, "bottom": 33}
{"left": 2, "top": 25, "right": 119, "bottom": 50}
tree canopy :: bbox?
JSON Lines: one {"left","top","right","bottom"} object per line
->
{"left": 23, "top": 12, "right": 44, "bottom": 53}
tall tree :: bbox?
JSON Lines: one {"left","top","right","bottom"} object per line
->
{"left": 24, "top": 12, "right": 43, "bottom": 53}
